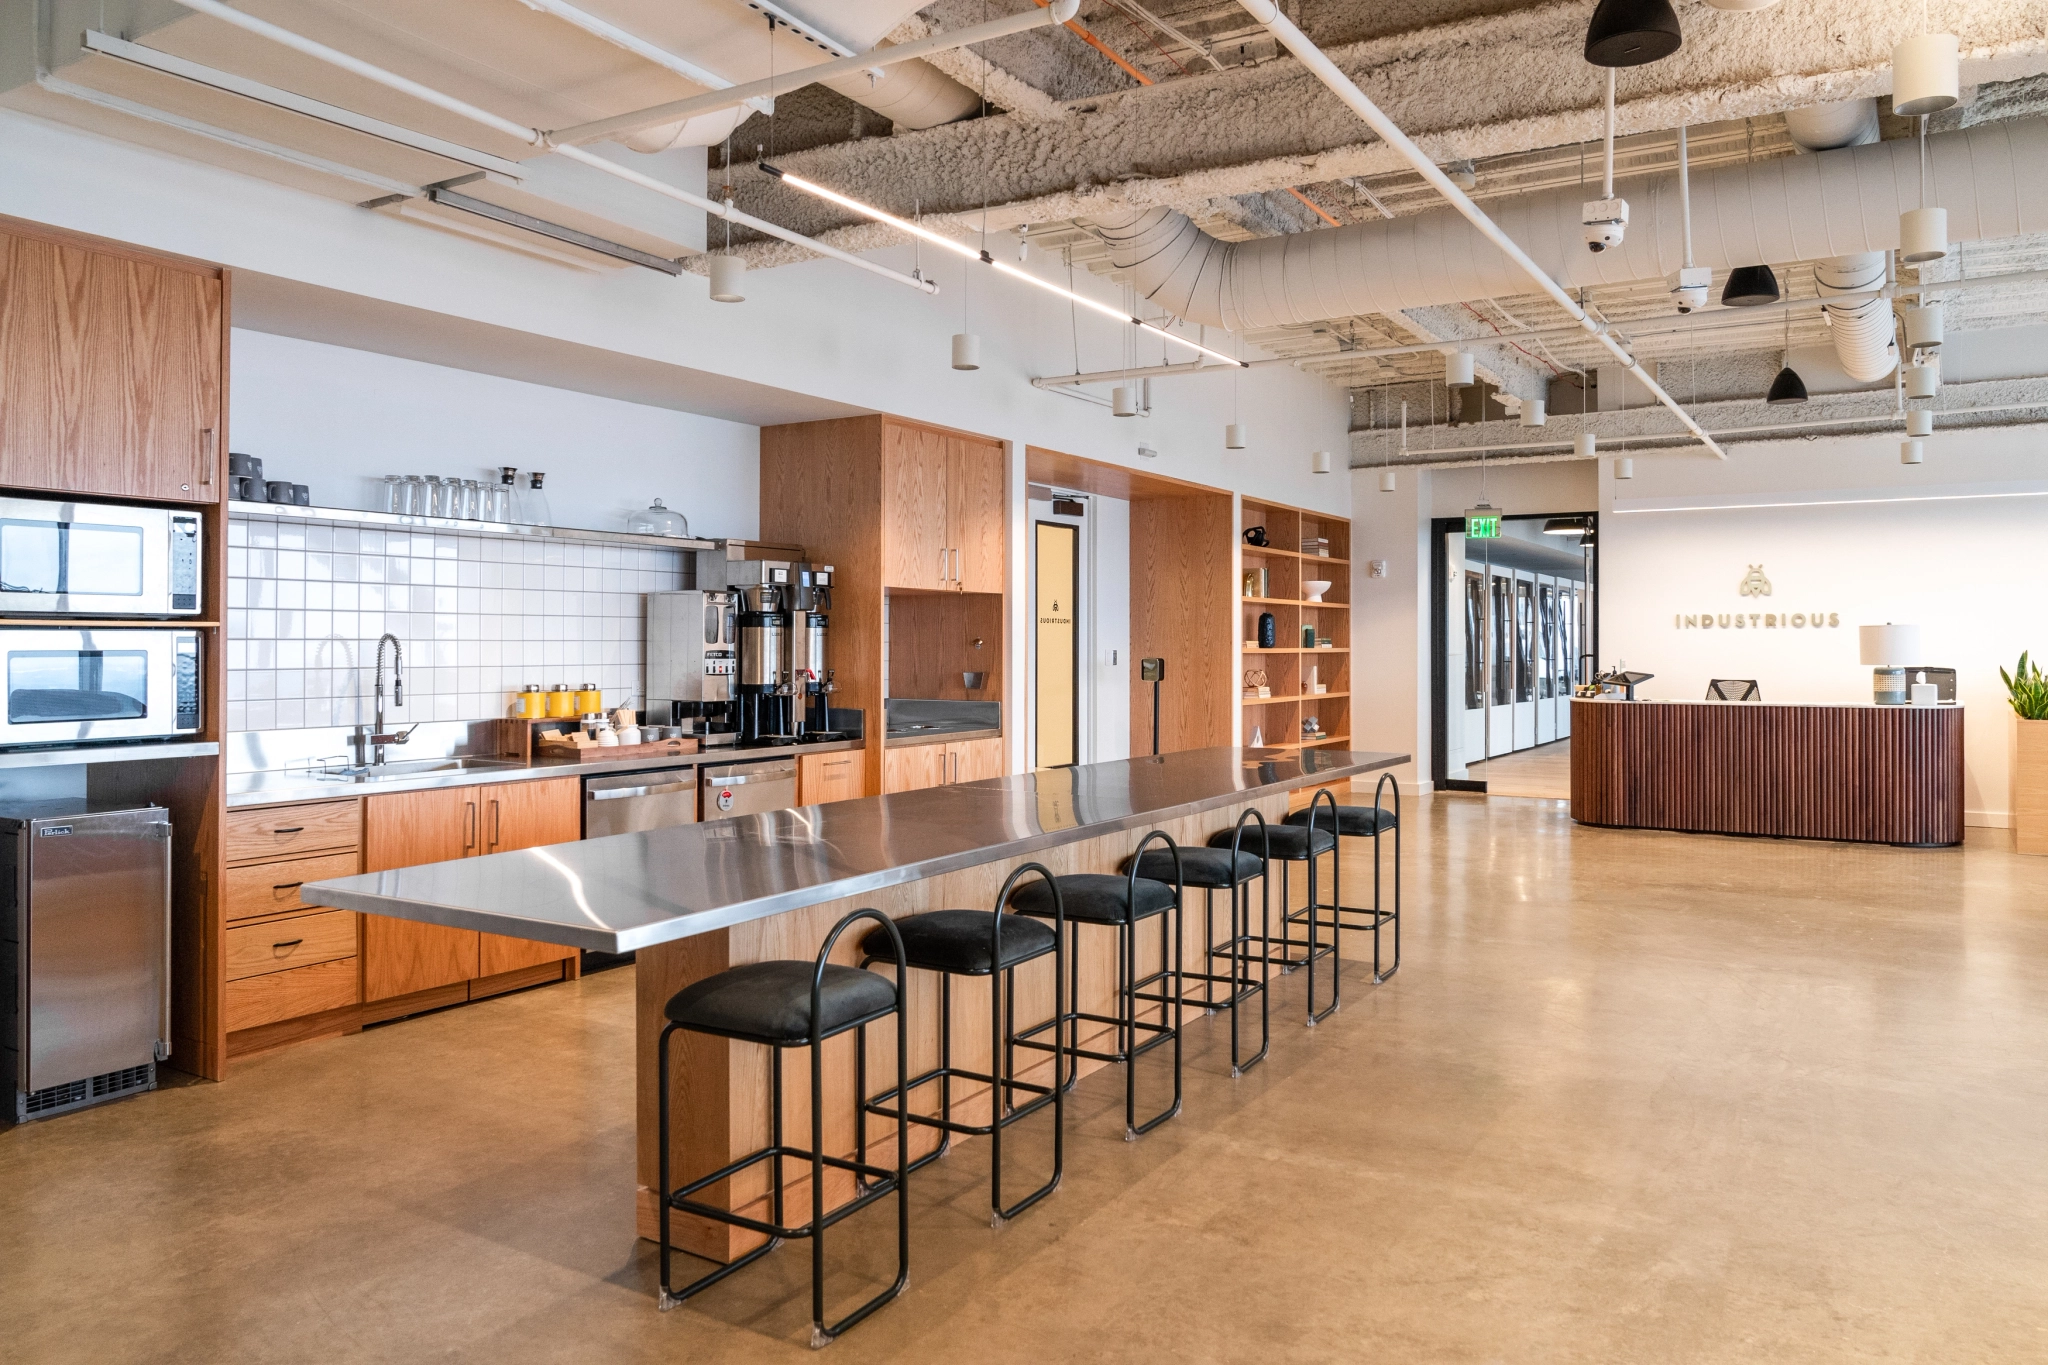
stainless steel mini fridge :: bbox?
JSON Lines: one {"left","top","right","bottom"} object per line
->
{"left": 1, "top": 801, "right": 171, "bottom": 1122}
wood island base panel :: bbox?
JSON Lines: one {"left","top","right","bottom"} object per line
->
{"left": 1570, "top": 699, "right": 1965, "bottom": 847}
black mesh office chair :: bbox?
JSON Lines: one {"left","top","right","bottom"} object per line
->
{"left": 1706, "top": 679, "right": 1760, "bottom": 701}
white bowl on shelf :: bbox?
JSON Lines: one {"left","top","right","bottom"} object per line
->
{"left": 1303, "top": 580, "right": 1332, "bottom": 603}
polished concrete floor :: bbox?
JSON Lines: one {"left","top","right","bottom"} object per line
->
{"left": 6, "top": 795, "right": 2048, "bottom": 1363}
{"left": 1465, "top": 737, "right": 1572, "bottom": 799}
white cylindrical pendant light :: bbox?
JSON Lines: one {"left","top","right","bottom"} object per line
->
{"left": 1891, "top": 32, "right": 1960, "bottom": 117}
{"left": 1903, "top": 301, "right": 1944, "bottom": 352}
{"left": 1379, "top": 468, "right": 1398, "bottom": 493}
{"left": 951, "top": 332, "right": 981, "bottom": 371}
{"left": 1445, "top": 351, "right": 1475, "bottom": 388}
{"left": 1900, "top": 206, "right": 1949, "bottom": 264}
{"left": 1311, "top": 450, "right": 1333, "bottom": 474}
{"left": 1520, "top": 399, "right": 1547, "bottom": 428}
{"left": 1901, "top": 437, "right": 1925, "bottom": 465}
{"left": 1111, "top": 384, "right": 1137, "bottom": 416}
{"left": 1906, "top": 409, "right": 1934, "bottom": 437}
{"left": 1575, "top": 432, "right": 1598, "bottom": 457}
{"left": 1225, "top": 422, "right": 1248, "bottom": 450}
{"left": 1903, "top": 357, "right": 1941, "bottom": 398}
{"left": 707, "top": 254, "right": 746, "bottom": 302}
{"left": 1613, "top": 456, "right": 1634, "bottom": 480}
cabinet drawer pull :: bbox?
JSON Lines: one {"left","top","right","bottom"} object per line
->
{"left": 201, "top": 428, "right": 215, "bottom": 483}
{"left": 272, "top": 826, "right": 305, "bottom": 834}
{"left": 272, "top": 880, "right": 304, "bottom": 891}
{"left": 272, "top": 938, "right": 304, "bottom": 950}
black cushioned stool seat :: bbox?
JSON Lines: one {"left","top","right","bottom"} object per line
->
{"left": 1010, "top": 872, "right": 1175, "bottom": 925}
{"left": 861, "top": 909, "right": 1056, "bottom": 977}
{"left": 1284, "top": 804, "right": 1397, "bottom": 838}
{"left": 664, "top": 960, "right": 897, "bottom": 1044}
{"left": 1209, "top": 824, "right": 1333, "bottom": 861}
{"left": 1122, "top": 845, "right": 1262, "bottom": 889}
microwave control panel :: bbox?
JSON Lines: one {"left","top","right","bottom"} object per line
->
{"left": 169, "top": 515, "right": 201, "bottom": 613}
{"left": 175, "top": 634, "right": 201, "bottom": 730}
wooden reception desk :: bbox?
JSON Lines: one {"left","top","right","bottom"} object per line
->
{"left": 1570, "top": 699, "right": 1964, "bottom": 847}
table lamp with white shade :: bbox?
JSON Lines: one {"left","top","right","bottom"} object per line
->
{"left": 1858, "top": 623, "right": 1922, "bottom": 705}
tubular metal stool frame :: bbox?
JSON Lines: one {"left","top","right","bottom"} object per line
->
{"left": 856, "top": 862, "right": 1068, "bottom": 1227}
{"left": 1011, "top": 829, "right": 1185, "bottom": 1140}
{"left": 657, "top": 908, "right": 910, "bottom": 1349}
{"left": 1234, "top": 789, "right": 1342, "bottom": 1026}
{"left": 1292, "top": 772, "right": 1402, "bottom": 983}
{"left": 1134, "top": 808, "right": 1273, "bottom": 1076}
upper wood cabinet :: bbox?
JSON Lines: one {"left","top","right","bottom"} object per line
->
{"left": 0, "top": 221, "right": 224, "bottom": 504}
{"left": 882, "top": 422, "right": 1004, "bottom": 593}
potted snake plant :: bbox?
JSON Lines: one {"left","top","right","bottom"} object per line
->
{"left": 2003, "top": 652, "right": 2048, "bottom": 853}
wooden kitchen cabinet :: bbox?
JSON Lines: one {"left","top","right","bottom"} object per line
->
{"left": 799, "top": 750, "right": 868, "bottom": 806}
{"left": 0, "top": 220, "right": 224, "bottom": 503}
{"left": 362, "top": 785, "right": 482, "bottom": 1000}
{"left": 883, "top": 743, "right": 949, "bottom": 794}
{"left": 947, "top": 436, "right": 1005, "bottom": 593}
{"left": 475, "top": 778, "right": 581, "bottom": 977}
{"left": 949, "top": 736, "right": 1006, "bottom": 783}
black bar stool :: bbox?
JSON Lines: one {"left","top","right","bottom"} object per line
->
{"left": 1213, "top": 790, "right": 1340, "bottom": 1026}
{"left": 1283, "top": 772, "right": 1402, "bottom": 982}
{"left": 1125, "top": 808, "right": 1271, "bottom": 1076}
{"left": 1010, "top": 829, "right": 1184, "bottom": 1139}
{"left": 856, "top": 862, "right": 1066, "bottom": 1227}
{"left": 657, "top": 907, "right": 910, "bottom": 1348}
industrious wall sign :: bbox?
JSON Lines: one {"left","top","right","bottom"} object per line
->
{"left": 1674, "top": 565, "right": 1840, "bottom": 630}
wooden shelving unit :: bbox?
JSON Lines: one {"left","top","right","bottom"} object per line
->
{"left": 1240, "top": 497, "right": 1350, "bottom": 751}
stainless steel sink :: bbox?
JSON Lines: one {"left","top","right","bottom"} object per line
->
{"left": 318, "top": 756, "right": 525, "bottom": 782}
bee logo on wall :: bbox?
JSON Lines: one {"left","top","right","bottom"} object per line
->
{"left": 1738, "top": 565, "right": 1773, "bottom": 598}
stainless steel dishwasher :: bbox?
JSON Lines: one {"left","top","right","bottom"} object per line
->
{"left": 583, "top": 767, "right": 700, "bottom": 838}
{"left": 700, "top": 758, "right": 798, "bottom": 820}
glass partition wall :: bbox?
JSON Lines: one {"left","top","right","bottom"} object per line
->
{"left": 1432, "top": 512, "right": 1595, "bottom": 792}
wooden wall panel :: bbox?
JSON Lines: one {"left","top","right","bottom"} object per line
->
{"left": 1131, "top": 492, "right": 1235, "bottom": 753}
{"left": 1571, "top": 700, "right": 1964, "bottom": 846}
{"left": 885, "top": 591, "right": 1004, "bottom": 702}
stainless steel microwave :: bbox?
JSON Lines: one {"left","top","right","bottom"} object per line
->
{"left": 0, "top": 630, "right": 201, "bottom": 747}
{"left": 0, "top": 497, "right": 202, "bottom": 617}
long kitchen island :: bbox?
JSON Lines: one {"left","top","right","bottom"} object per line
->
{"left": 302, "top": 746, "right": 1403, "bottom": 1259}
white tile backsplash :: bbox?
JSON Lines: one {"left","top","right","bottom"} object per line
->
{"left": 228, "top": 515, "right": 685, "bottom": 732}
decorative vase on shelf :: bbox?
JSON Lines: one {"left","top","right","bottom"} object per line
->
{"left": 1304, "top": 579, "right": 1332, "bottom": 603}
{"left": 1257, "top": 612, "right": 1276, "bottom": 648}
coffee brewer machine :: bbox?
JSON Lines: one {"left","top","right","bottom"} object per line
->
{"left": 706, "top": 559, "right": 836, "bottom": 743}
{"left": 645, "top": 590, "right": 737, "bottom": 746}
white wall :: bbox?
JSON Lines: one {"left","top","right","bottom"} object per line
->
{"left": 231, "top": 331, "right": 761, "bottom": 539}
{"left": 1599, "top": 426, "right": 2048, "bottom": 823}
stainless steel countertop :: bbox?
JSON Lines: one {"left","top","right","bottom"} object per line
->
{"left": 225, "top": 737, "right": 866, "bottom": 807}
{"left": 300, "top": 747, "right": 1404, "bottom": 953}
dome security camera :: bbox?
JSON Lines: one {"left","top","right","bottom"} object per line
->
{"left": 1582, "top": 196, "right": 1629, "bottom": 252}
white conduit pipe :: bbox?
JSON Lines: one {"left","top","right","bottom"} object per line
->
{"left": 167, "top": 0, "right": 938, "bottom": 294}
{"left": 1784, "top": 100, "right": 1895, "bottom": 382}
{"left": 1088, "top": 117, "right": 2048, "bottom": 332}
{"left": 1229, "top": 0, "right": 1726, "bottom": 457}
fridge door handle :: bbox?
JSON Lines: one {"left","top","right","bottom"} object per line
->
{"left": 160, "top": 832, "right": 173, "bottom": 1057}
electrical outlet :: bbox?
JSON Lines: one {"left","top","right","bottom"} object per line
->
{"left": 1369, "top": 559, "right": 1389, "bottom": 579}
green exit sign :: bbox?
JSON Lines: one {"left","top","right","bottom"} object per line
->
{"left": 1465, "top": 508, "right": 1502, "bottom": 539}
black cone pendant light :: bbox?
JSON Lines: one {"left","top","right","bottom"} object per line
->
{"left": 1721, "top": 265, "right": 1781, "bottom": 307}
{"left": 1585, "top": 0, "right": 1683, "bottom": 66}
{"left": 1766, "top": 366, "right": 1809, "bottom": 405}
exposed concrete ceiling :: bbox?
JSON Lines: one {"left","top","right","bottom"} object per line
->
{"left": 7, "top": 0, "right": 2048, "bottom": 456}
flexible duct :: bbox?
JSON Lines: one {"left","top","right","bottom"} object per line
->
{"left": 1087, "top": 115, "right": 2048, "bottom": 342}
{"left": 1785, "top": 100, "right": 1894, "bottom": 382}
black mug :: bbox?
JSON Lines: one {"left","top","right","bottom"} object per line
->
{"left": 292, "top": 484, "right": 311, "bottom": 506}
{"left": 265, "top": 480, "right": 295, "bottom": 503}
{"left": 1243, "top": 525, "right": 1269, "bottom": 547}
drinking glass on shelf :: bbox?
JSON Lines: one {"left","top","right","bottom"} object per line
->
{"left": 399, "top": 475, "right": 425, "bottom": 516}
{"left": 424, "top": 475, "right": 449, "bottom": 518}
{"left": 383, "top": 475, "right": 405, "bottom": 514}
{"left": 456, "top": 479, "right": 478, "bottom": 520}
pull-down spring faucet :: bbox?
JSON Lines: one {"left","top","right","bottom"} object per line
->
{"left": 352, "top": 634, "right": 416, "bottom": 766}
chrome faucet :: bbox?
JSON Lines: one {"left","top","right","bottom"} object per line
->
{"left": 351, "top": 633, "right": 416, "bottom": 766}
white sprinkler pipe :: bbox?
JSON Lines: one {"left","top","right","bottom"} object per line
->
{"left": 1232, "top": 0, "right": 1726, "bottom": 457}
{"left": 1603, "top": 68, "right": 1617, "bottom": 201}
{"left": 515, "top": 0, "right": 772, "bottom": 116}
{"left": 549, "top": 0, "right": 1081, "bottom": 147}
{"left": 168, "top": 0, "right": 938, "bottom": 294}
{"left": 1677, "top": 124, "right": 1692, "bottom": 269}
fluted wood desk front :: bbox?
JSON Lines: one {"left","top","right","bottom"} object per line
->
{"left": 1570, "top": 699, "right": 1963, "bottom": 847}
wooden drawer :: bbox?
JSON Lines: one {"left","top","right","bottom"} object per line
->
{"left": 226, "top": 909, "right": 358, "bottom": 981}
{"left": 225, "top": 956, "right": 359, "bottom": 1032}
{"left": 226, "top": 850, "right": 361, "bottom": 922}
{"left": 226, "top": 800, "right": 360, "bottom": 863}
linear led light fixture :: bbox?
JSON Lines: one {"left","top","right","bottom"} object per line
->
{"left": 424, "top": 185, "right": 684, "bottom": 274}
{"left": 761, "top": 163, "right": 1247, "bottom": 368}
